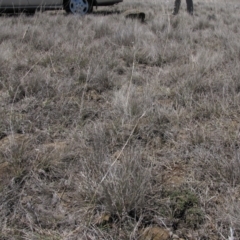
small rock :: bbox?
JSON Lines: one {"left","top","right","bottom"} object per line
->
{"left": 140, "top": 227, "right": 170, "bottom": 240}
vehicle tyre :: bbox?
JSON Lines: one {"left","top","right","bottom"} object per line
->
{"left": 64, "top": 0, "right": 93, "bottom": 15}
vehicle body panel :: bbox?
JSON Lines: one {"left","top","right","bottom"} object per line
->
{"left": 28, "top": 0, "right": 62, "bottom": 6}
{"left": 96, "top": 0, "right": 122, "bottom": 4}
{"left": 1, "top": 0, "right": 28, "bottom": 6}
{"left": 0, "top": 0, "right": 123, "bottom": 9}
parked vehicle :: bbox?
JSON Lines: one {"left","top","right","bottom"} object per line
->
{"left": 0, "top": 0, "right": 123, "bottom": 15}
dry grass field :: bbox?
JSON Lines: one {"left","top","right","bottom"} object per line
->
{"left": 0, "top": 0, "right": 240, "bottom": 239}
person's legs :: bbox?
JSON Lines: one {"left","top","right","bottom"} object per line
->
{"left": 186, "top": 0, "right": 193, "bottom": 15}
{"left": 173, "top": 0, "right": 181, "bottom": 15}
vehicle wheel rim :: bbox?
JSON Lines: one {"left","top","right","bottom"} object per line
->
{"left": 69, "top": 0, "right": 89, "bottom": 15}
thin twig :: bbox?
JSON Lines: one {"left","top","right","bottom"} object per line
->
{"left": 98, "top": 111, "right": 145, "bottom": 187}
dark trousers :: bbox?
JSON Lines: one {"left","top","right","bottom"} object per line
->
{"left": 173, "top": 0, "right": 193, "bottom": 15}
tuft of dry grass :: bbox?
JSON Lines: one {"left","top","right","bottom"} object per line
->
{"left": 1, "top": 0, "right": 240, "bottom": 239}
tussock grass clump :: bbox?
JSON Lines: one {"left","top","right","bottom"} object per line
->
{"left": 1, "top": 0, "right": 240, "bottom": 239}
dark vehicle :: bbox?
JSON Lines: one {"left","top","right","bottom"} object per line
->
{"left": 0, "top": 0, "right": 123, "bottom": 15}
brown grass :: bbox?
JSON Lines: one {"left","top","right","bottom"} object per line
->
{"left": 1, "top": 0, "right": 240, "bottom": 239}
